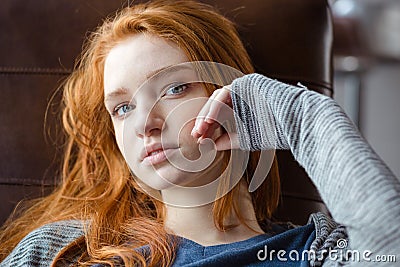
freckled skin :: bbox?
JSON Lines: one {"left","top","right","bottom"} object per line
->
{"left": 104, "top": 34, "right": 223, "bottom": 190}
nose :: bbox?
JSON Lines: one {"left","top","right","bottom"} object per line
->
{"left": 134, "top": 104, "right": 164, "bottom": 138}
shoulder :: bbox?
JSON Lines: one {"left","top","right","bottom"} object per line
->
{"left": 271, "top": 213, "right": 351, "bottom": 266}
{"left": 0, "top": 220, "right": 84, "bottom": 267}
{"left": 307, "top": 212, "right": 348, "bottom": 248}
{"left": 307, "top": 212, "right": 351, "bottom": 266}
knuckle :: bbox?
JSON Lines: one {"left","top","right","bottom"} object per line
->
{"left": 214, "top": 88, "right": 223, "bottom": 94}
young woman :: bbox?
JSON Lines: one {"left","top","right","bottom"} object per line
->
{"left": 1, "top": 1, "right": 399, "bottom": 266}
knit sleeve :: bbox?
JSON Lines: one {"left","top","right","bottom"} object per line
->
{"left": 0, "top": 220, "right": 84, "bottom": 267}
{"left": 230, "top": 73, "right": 400, "bottom": 266}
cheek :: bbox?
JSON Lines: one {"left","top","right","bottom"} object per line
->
{"left": 179, "top": 121, "right": 197, "bottom": 147}
{"left": 176, "top": 120, "right": 202, "bottom": 161}
{"left": 163, "top": 97, "right": 206, "bottom": 139}
{"left": 112, "top": 121, "right": 140, "bottom": 166}
{"left": 165, "top": 111, "right": 196, "bottom": 145}
{"left": 112, "top": 123, "right": 124, "bottom": 152}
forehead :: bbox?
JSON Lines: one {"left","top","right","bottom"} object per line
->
{"left": 103, "top": 33, "right": 189, "bottom": 97}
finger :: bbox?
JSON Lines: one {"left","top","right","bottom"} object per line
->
{"left": 192, "top": 85, "right": 232, "bottom": 138}
{"left": 195, "top": 86, "right": 230, "bottom": 135}
{"left": 192, "top": 90, "right": 219, "bottom": 137}
{"left": 197, "top": 121, "right": 220, "bottom": 144}
{"left": 214, "top": 132, "right": 239, "bottom": 151}
{"left": 193, "top": 119, "right": 210, "bottom": 138}
{"left": 192, "top": 102, "right": 210, "bottom": 138}
{"left": 204, "top": 87, "right": 232, "bottom": 123}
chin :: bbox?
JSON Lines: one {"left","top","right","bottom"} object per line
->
{"left": 134, "top": 166, "right": 196, "bottom": 191}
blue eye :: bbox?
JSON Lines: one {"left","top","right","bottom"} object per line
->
{"left": 165, "top": 83, "right": 189, "bottom": 96}
{"left": 112, "top": 103, "right": 135, "bottom": 118}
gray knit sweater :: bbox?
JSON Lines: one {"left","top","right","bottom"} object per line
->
{"left": 231, "top": 73, "right": 400, "bottom": 266}
{"left": 1, "top": 73, "right": 399, "bottom": 266}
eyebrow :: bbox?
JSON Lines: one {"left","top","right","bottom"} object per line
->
{"left": 104, "top": 63, "right": 194, "bottom": 102}
{"left": 146, "top": 64, "right": 194, "bottom": 81}
{"left": 104, "top": 87, "right": 129, "bottom": 102}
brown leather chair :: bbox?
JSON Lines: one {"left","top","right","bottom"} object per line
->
{"left": 0, "top": 0, "right": 332, "bottom": 225}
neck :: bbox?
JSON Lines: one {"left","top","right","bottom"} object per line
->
{"left": 162, "top": 179, "right": 265, "bottom": 246}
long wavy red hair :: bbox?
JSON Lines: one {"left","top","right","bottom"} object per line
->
{"left": 0, "top": 1, "right": 280, "bottom": 266}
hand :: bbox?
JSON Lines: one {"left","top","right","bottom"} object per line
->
{"left": 191, "top": 85, "right": 239, "bottom": 151}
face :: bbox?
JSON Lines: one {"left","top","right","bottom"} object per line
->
{"left": 104, "top": 34, "right": 223, "bottom": 191}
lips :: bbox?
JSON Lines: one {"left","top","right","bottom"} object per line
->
{"left": 140, "top": 143, "right": 178, "bottom": 165}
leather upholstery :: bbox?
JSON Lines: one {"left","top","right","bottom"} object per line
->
{"left": 0, "top": 0, "right": 125, "bottom": 224}
{"left": 0, "top": 0, "right": 332, "bottom": 225}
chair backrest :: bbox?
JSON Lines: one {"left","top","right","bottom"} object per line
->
{"left": 0, "top": 0, "right": 332, "bottom": 225}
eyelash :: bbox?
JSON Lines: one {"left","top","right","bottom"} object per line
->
{"left": 163, "top": 83, "right": 190, "bottom": 96}
{"left": 111, "top": 102, "right": 135, "bottom": 118}
{"left": 111, "top": 83, "right": 191, "bottom": 118}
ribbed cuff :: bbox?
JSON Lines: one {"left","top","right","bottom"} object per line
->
{"left": 230, "top": 73, "right": 287, "bottom": 151}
